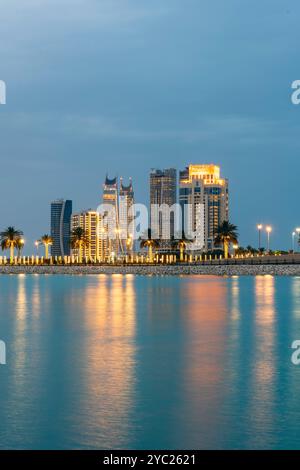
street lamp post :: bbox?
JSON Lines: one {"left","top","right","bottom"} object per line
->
{"left": 18, "top": 239, "right": 25, "bottom": 258}
{"left": 296, "top": 228, "right": 300, "bottom": 252}
{"left": 257, "top": 224, "right": 263, "bottom": 250}
{"left": 292, "top": 232, "right": 296, "bottom": 253}
{"left": 266, "top": 226, "right": 272, "bottom": 253}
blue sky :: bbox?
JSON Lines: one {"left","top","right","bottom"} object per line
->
{"left": 0, "top": 0, "right": 299, "bottom": 251}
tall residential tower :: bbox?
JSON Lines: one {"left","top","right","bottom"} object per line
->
{"left": 71, "top": 210, "right": 106, "bottom": 262}
{"left": 179, "top": 164, "right": 228, "bottom": 252}
{"left": 50, "top": 199, "right": 72, "bottom": 257}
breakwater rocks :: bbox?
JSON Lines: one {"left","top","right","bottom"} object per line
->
{"left": 0, "top": 264, "right": 299, "bottom": 276}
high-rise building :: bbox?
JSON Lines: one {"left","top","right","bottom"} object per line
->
{"left": 119, "top": 177, "right": 135, "bottom": 253}
{"left": 102, "top": 175, "right": 120, "bottom": 256}
{"left": 50, "top": 199, "right": 72, "bottom": 257}
{"left": 179, "top": 164, "right": 228, "bottom": 252}
{"left": 100, "top": 175, "right": 135, "bottom": 257}
{"left": 71, "top": 210, "right": 106, "bottom": 262}
{"left": 149, "top": 168, "right": 177, "bottom": 245}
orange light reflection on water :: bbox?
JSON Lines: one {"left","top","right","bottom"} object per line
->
{"left": 76, "top": 274, "right": 137, "bottom": 448}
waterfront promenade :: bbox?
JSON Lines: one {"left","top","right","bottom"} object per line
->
{"left": 0, "top": 254, "right": 300, "bottom": 276}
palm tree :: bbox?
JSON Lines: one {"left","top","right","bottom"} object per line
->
{"left": 140, "top": 229, "right": 159, "bottom": 263}
{"left": 236, "top": 246, "right": 246, "bottom": 256}
{"left": 39, "top": 234, "right": 53, "bottom": 259}
{"left": 246, "top": 245, "right": 258, "bottom": 255}
{"left": 70, "top": 227, "right": 89, "bottom": 263}
{"left": 172, "top": 231, "right": 192, "bottom": 261}
{"left": 0, "top": 227, "right": 24, "bottom": 263}
{"left": 16, "top": 237, "right": 25, "bottom": 257}
{"left": 214, "top": 221, "right": 238, "bottom": 259}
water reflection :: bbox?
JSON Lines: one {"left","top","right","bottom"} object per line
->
{"left": 12, "top": 275, "right": 28, "bottom": 390}
{"left": 180, "top": 277, "right": 228, "bottom": 448}
{"left": 292, "top": 277, "right": 300, "bottom": 319}
{"left": 1, "top": 275, "right": 300, "bottom": 449}
{"left": 230, "top": 277, "right": 240, "bottom": 322}
{"left": 247, "top": 276, "right": 276, "bottom": 448}
{"left": 14, "top": 274, "right": 42, "bottom": 374}
{"left": 178, "top": 276, "right": 278, "bottom": 449}
{"left": 4, "top": 275, "right": 45, "bottom": 448}
{"left": 73, "top": 275, "right": 137, "bottom": 449}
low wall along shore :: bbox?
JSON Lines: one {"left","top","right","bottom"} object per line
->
{"left": 0, "top": 264, "right": 300, "bottom": 276}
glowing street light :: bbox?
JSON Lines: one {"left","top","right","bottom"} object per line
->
{"left": 232, "top": 244, "right": 239, "bottom": 257}
{"left": 257, "top": 224, "right": 263, "bottom": 250}
{"left": 126, "top": 234, "right": 133, "bottom": 253}
{"left": 266, "top": 226, "right": 272, "bottom": 253}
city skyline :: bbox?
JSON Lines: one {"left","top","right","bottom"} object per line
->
{"left": 2, "top": 162, "right": 300, "bottom": 256}
{"left": 0, "top": 161, "right": 298, "bottom": 254}
{"left": 1, "top": 1, "right": 300, "bottom": 456}
{"left": 1, "top": 1, "right": 300, "bottom": 251}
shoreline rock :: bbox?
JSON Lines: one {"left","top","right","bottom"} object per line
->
{"left": 0, "top": 264, "right": 299, "bottom": 276}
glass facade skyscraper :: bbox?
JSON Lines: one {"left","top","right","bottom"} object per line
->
{"left": 50, "top": 199, "right": 72, "bottom": 257}
{"left": 149, "top": 168, "right": 177, "bottom": 246}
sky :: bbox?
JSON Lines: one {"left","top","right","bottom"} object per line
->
{"left": 0, "top": 0, "right": 300, "bottom": 252}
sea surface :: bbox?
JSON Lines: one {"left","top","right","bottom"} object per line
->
{"left": 0, "top": 274, "right": 300, "bottom": 450}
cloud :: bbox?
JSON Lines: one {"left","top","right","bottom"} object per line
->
{"left": 0, "top": 0, "right": 168, "bottom": 40}
{"left": 2, "top": 110, "right": 299, "bottom": 148}
{"left": 0, "top": 0, "right": 299, "bottom": 249}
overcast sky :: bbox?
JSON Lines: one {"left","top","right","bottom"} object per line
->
{"left": 0, "top": 0, "right": 300, "bottom": 251}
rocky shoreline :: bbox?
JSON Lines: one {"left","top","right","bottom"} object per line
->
{"left": 0, "top": 264, "right": 299, "bottom": 276}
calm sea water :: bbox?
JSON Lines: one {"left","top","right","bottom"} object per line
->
{"left": 0, "top": 274, "right": 300, "bottom": 449}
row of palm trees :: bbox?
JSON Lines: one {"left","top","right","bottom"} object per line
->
{"left": 0, "top": 226, "right": 89, "bottom": 262}
{"left": 0, "top": 222, "right": 239, "bottom": 262}
{"left": 0, "top": 227, "right": 54, "bottom": 261}
{"left": 37, "top": 228, "right": 89, "bottom": 263}
{"left": 140, "top": 221, "right": 238, "bottom": 261}
{"left": 235, "top": 245, "right": 265, "bottom": 256}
